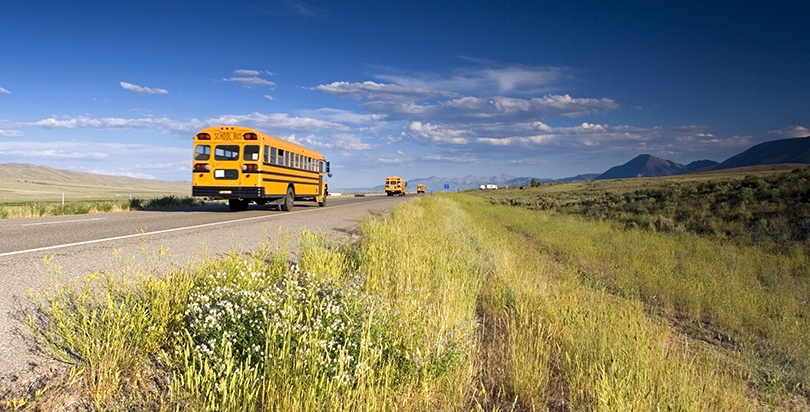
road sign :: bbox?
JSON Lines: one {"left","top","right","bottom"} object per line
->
{"left": 444, "top": 184, "right": 450, "bottom": 189}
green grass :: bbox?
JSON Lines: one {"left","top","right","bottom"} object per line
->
{"left": 0, "top": 195, "right": 210, "bottom": 219}
{"left": 14, "top": 192, "right": 810, "bottom": 411}
{"left": 485, "top": 166, "right": 810, "bottom": 253}
{"left": 456, "top": 194, "right": 807, "bottom": 410}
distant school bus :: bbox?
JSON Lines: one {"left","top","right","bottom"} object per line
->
{"left": 385, "top": 176, "right": 407, "bottom": 196}
{"left": 416, "top": 184, "right": 425, "bottom": 194}
{"left": 192, "top": 126, "right": 331, "bottom": 211}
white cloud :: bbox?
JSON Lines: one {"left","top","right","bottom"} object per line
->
{"left": 22, "top": 112, "right": 348, "bottom": 136}
{"left": 276, "top": 132, "right": 372, "bottom": 151}
{"left": 224, "top": 77, "right": 275, "bottom": 88}
{"left": 28, "top": 116, "right": 201, "bottom": 134}
{"left": 422, "top": 152, "right": 478, "bottom": 163}
{"left": 408, "top": 122, "right": 469, "bottom": 144}
{"left": 0, "top": 87, "right": 10, "bottom": 95}
{"left": 375, "top": 64, "right": 567, "bottom": 95}
{"left": 399, "top": 120, "right": 742, "bottom": 159}
{"left": 0, "top": 129, "right": 23, "bottom": 137}
{"left": 120, "top": 81, "right": 169, "bottom": 94}
{"left": 0, "top": 140, "right": 188, "bottom": 159}
{"left": 366, "top": 94, "right": 618, "bottom": 122}
{"left": 375, "top": 151, "right": 412, "bottom": 165}
{"left": 235, "top": 69, "right": 260, "bottom": 76}
{"left": 321, "top": 133, "right": 374, "bottom": 150}
{"left": 205, "top": 112, "right": 348, "bottom": 132}
{"left": 0, "top": 148, "right": 109, "bottom": 160}
{"left": 313, "top": 81, "right": 462, "bottom": 102}
{"left": 767, "top": 125, "right": 810, "bottom": 138}
{"left": 264, "top": 95, "right": 275, "bottom": 100}
{"left": 297, "top": 108, "right": 381, "bottom": 124}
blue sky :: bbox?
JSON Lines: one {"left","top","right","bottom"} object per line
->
{"left": 1, "top": 1, "right": 808, "bottom": 188}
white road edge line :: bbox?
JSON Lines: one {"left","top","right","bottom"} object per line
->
{"left": 0, "top": 199, "right": 386, "bottom": 258}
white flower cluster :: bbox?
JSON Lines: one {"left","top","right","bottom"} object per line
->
{"left": 180, "top": 261, "right": 384, "bottom": 385}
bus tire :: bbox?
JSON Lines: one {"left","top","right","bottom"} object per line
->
{"left": 281, "top": 187, "right": 294, "bottom": 211}
{"left": 228, "top": 199, "right": 249, "bottom": 212}
{"left": 318, "top": 196, "right": 326, "bottom": 207}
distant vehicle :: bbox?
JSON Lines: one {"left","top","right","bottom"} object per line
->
{"left": 479, "top": 184, "right": 486, "bottom": 190}
{"left": 192, "top": 126, "right": 330, "bottom": 212}
{"left": 416, "top": 184, "right": 426, "bottom": 194}
{"left": 385, "top": 176, "right": 407, "bottom": 196}
{"left": 485, "top": 184, "right": 498, "bottom": 190}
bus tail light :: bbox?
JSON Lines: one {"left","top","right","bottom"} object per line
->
{"left": 194, "top": 163, "right": 211, "bottom": 172}
{"left": 242, "top": 164, "right": 258, "bottom": 172}
{"left": 196, "top": 133, "right": 211, "bottom": 140}
{"left": 243, "top": 132, "right": 258, "bottom": 140}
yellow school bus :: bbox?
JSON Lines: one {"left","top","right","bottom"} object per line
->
{"left": 192, "top": 126, "right": 330, "bottom": 211}
{"left": 416, "top": 184, "right": 425, "bottom": 194}
{"left": 385, "top": 176, "right": 407, "bottom": 196}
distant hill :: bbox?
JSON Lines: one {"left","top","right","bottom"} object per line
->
{"left": 686, "top": 160, "right": 719, "bottom": 172}
{"left": 0, "top": 163, "right": 189, "bottom": 200}
{"left": 595, "top": 155, "right": 690, "bottom": 180}
{"left": 713, "top": 136, "right": 810, "bottom": 170}
{"left": 556, "top": 173, "right": 601, "bottom": 182}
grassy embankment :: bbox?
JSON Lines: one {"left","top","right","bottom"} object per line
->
{"left": 0, "top": 196, "right": 209, "bottom": 219}
{"left": 8, "top": 175, "right": 810, "bottom": 410}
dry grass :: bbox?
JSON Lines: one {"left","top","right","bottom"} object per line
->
{"left": 0, "top": 163, "right": 189, "bottom": 202}
{"left": 10, "top": 189, "right": 809, "bottom": 411}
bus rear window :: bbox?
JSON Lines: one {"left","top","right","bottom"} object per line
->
{"left": 244, "top": 145, "right": 260, "bottom": 161}
{"left": 195, "top": 145, "right": 210, "bottom": 160}
{"left": 215, "top": 145, "right": 240, "bottom": 160}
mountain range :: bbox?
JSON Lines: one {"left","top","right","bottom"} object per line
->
{"left": 594, "top": 135, "right": 810, "bottom": 180}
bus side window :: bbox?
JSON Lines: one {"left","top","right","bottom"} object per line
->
{"left": 264, "top": 145, "right": 270, "bottom": 164}
{"left": 195, "top": 145, "right": 210, "bottom": 160}
{"left": 270, "top": 147, "right": 277, "bottom": 164}
{"left": 278, "top": 149, "right": 285, "bottom": 166}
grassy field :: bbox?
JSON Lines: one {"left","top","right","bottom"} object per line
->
{"left": 0, "top": 163, "right": 197, "bottom": 219}
{"left": 488, "top": 165, "right": 810, "bottom": 253}
{"left": 0, "top": 163, "right": 189, "bottom": 201}
{"left": 0, "top": 196, "right": 211, "bottom": 219}
{"left": 7, "top": 170, "right": 810, "bottom": 410}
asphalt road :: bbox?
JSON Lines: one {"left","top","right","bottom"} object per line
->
{"left": 0, "top": 194, "right": 410, "bottom": 387}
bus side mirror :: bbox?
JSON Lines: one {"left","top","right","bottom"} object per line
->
{"left": 326, "top": 162, "right": 332, "bottom": 177}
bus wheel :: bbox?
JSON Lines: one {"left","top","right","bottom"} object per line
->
{"left": 318, "top": 195, "right": 326, "bottom": 207}
{"left": 228, "top": 199, "right": 249, "bottom": 211}
{"left": 281, "top": 187, "right": 294, "bottom": 211}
